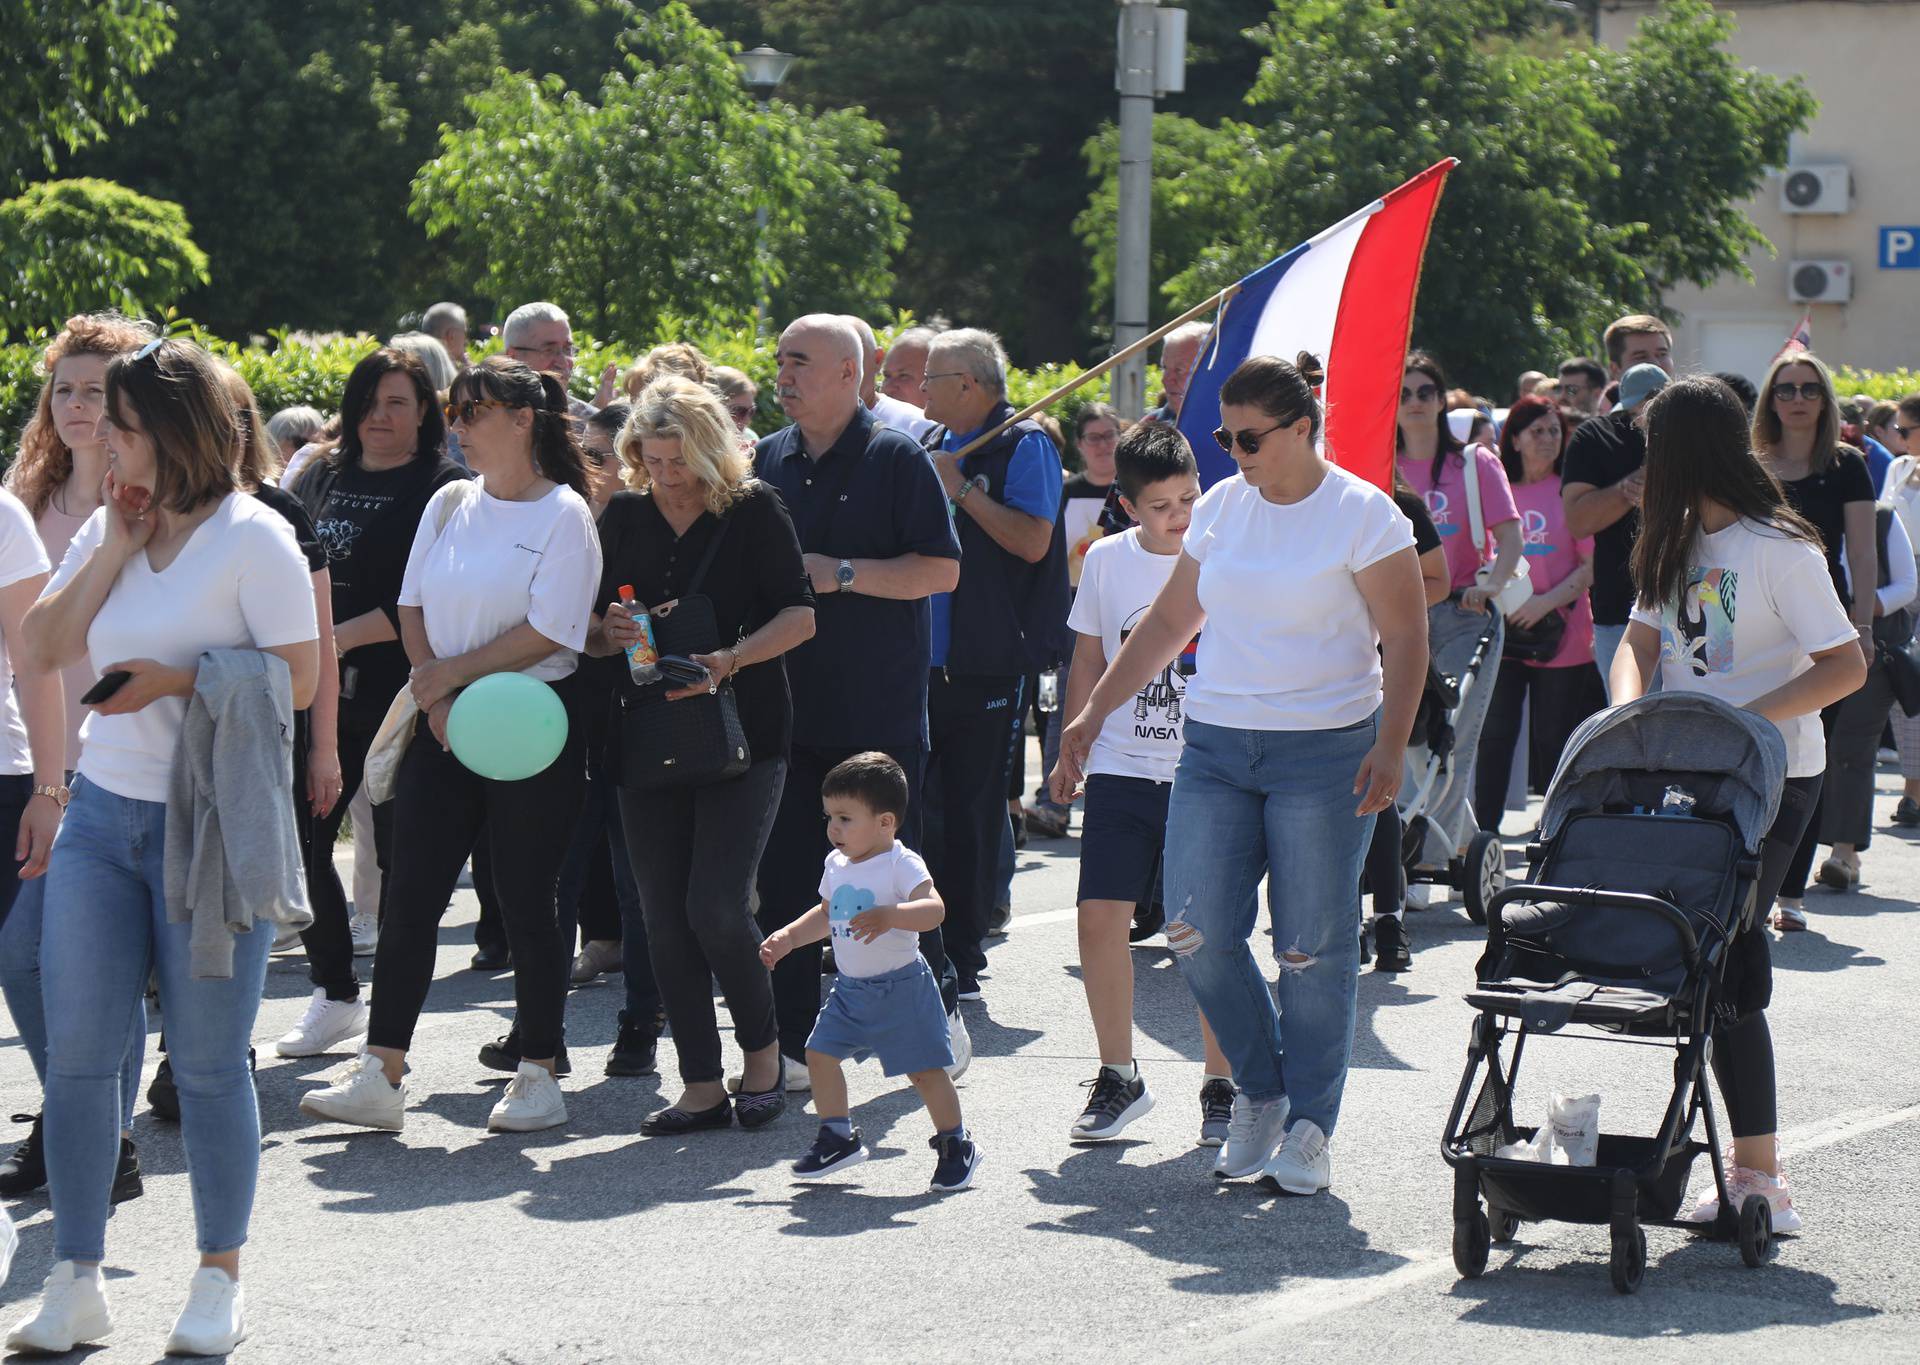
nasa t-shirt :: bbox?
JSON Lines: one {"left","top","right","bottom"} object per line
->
{"left": 1067, "top": 528, "right": 1191, "bottom": 782}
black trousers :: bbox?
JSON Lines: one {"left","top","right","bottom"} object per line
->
{"left": 366, "top": 680, "right": 586, "bottom": 1060}
{"left": 472, "top": 837, "right": 506, "bottom": 954}
{"left": 300, "top": 706, "right": 393, "bottom": 1001}
{"left": 620, "top": 759, "right": 785, "bottom": 1084}
{"left": 1781, "top": 705, "right": 1843, "bottom": 898}
{"left": 1820, "top": 662, "right": 1894, "bottom": 850}
{"left": 1474, "top": 660, "right": 1604, "bottom": 832}
{"left": 923, "top": 670, "right": 1022, "bottom": 985}
{"left": 754, "top": 741, "right": 952, "bottom": 1058}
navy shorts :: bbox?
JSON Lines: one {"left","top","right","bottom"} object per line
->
{"left": 1076, "top": 773, "right": 1172, "bottom": 907}
{"left": 806, "top": 957, "right": 953, "bottom": 1077}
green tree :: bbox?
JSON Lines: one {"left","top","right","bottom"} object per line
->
{"left": 412, "top": 4, "right": 903, "bottom": 342}
{"left": 1075, "top": 0, "right": 1814, "bottom": 391}
{"left": 2, "top": 0, "right": 175, "bottom": 191}
{"left": 0, "top": 178, "right": 209, "bottom": 334}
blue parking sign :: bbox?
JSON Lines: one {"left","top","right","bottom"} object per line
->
{"left": 1881, "top": 227, "right": 1920, "bottom": 269}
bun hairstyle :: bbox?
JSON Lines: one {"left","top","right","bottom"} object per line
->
{"left": 1216, "top": 351, "right": 1325, "bottom": 445}
{"left": 449, "top": 355, "right": 587, "bottom": 496}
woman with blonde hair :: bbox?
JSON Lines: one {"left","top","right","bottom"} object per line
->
{"left": 589, "top": 376, "right": 814, "bottom": 1135}
{"left": 621, "top": 341, "right": 712, "bottom": 402}
{"left": 1750, "top": 351, "right": 1877, "bottom": 923}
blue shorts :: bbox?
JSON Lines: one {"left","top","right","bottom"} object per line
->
{"left": 1076, "top": 773, "right": 1171, "bottom": 907}
{"left": 806, "top": 957, "right": 953, "bottom": 1077}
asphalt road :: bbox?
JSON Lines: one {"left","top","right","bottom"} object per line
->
{"left": 0, "top": 761, "right": 1916, "bottom": 1363}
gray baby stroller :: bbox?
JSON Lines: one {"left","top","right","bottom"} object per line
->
{"left": 1400, "top": 599, "right": 1506, "bottom": 922}
{"left": 1441, "top": 693, "right": 1786, "bottom": 1293}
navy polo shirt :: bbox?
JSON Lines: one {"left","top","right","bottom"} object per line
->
{"left": 755, "top": 407, "right": 961, "bottom": 750}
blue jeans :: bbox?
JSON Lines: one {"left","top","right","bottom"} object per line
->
{"left": 41, "top": 778, "right": 273, "bottom": 1261}
{"left": 0, "top": 875, "right": 144, "bottom": 1130}
{"left": 1162, "top": 716, "right": 1377, "bottom": 1135}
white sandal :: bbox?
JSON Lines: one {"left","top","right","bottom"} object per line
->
{"left": 1769, "top": 903, "right": 1808, "bottom": 932}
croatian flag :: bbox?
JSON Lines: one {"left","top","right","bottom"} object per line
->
{"left": 1178, "top": 159, "right": 1457, "bottom": 491}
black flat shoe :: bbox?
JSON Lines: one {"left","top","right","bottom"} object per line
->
{"left": 479, "top": 1030, "right": 572, "bottom": 1077}
{"left": 641, "top": 1099, "right": 734, "bottom": 1136}
{"left": 605, "top": 1011, "right": 658, "bottom": 1077}
{"left": 734, "top": 1060, "right": 789, "bottom": 1129}
{"left": 470, "top": 944, "right": 512, "bottom": 971}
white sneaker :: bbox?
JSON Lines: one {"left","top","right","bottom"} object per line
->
{"left": 1260, "top": 1118, "right": 1332, "bottom": 1195}
{"left": 300, "top": 1053, "right": 406, "bottom": 1131}
{"left": 569, "top": 940, "right": 623, "bottom": 984}
{"left": 726, "top": 1055, "right": 812, "bottom": 1094}
{"left": 164, "top": 1267, "right": 245, "bottom": 1356}
{"left": 0, "top": 1205, "right": 15, "bottom": 1287}
{"left": 349, "top": 911, "right": 379, "bottom": 957}
{"left": 7, "top": 1261, "right": 112, "bottom": 1353}
{"left": 1214, "top": 1093, "right": 1291, "bottom": 1180}
{"left": 1684, "top": 1161, "right": 1804, "bottom": 1233}
{"left": 946, "top": 1009, "right": 973, "bottom": 1081}
{"left": 488, "top": 1061, "right": 568, "bottom": 1132}
{"left": 271, "top": 924, "right": 304, "bottom": 953}
{"left": 275, "top": 988, "right": 370, "bottom": 1058}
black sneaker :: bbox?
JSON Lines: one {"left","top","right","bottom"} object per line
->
{"left": 147, "top": 1057, "right": 179, "bottom": 1122}
{"left": 1372, "top": 916, "right": 1412, "bottom": 972}
{"left": 1129, "top": 900, "right": 1166, "bottom": 944}
{"left": 1896, "top": 796, "right": 1920, "bottom": 827}
{"left": 792, "top": 1125, "right": 868, "bottom": 1180}
{"left": 1068, "top": 1066, "right": 1154, "bottom": 1142}
{"left": 928, "top": 1132, "right": 982, "bottom": 1192}
{"left": 479, "top": 1030, "right": 572, "bottom": 1078}
{"left": 605, "top": 1011, "right": 658, "bottom": 1077}
{"left": 1198, "top": 1078, "right": 1235, "bottom": 1148}
{"left": 987, "top": 901, "right": 1012, "bottom": 937}
{"left": 469, "top": 943, "right": 512, "bottom": 972}
{"left": 111, "top": 1136, "right": 143, "bottom": 1204}
{"left": 0, "top": 1114, "right": 45, "bottom": 1195}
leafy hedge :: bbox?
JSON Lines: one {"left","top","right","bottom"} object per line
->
{"left": 1834, "top": 367, "right": 1920, "bottom": 404}
{"left": 1, "top": 320, "right": 1141, "bottom": 467}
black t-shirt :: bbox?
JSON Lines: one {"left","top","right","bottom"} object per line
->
{"left": 1778, "top": 447, "right": 1876, "bottom": 608}
{"left": 1560, "top": 409, "right": 1646, "bottom": 625}
{"left": 1394, "top": 488, "right": 1443, "bottom": 557}
{"left": 295, "top": 452, "right": 470, "bottom": 720}
{"left": 596, "top": 483, "right": 814, "bottom": 762}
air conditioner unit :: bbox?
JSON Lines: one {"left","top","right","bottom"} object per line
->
{"left": 1789, "top": 259, "right": 1852, "bottom": 304}
{"left": 1780, "top": 164, "right": 1851, "bottom": 215}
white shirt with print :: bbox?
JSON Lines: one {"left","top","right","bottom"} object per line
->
{"left": 1067, "top": 529, "right": 1188, "bottom": 782}
{"left": 819, "top": 843, "right": 934, "bottom": 978}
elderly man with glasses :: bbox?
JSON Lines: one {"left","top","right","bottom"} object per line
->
{"left": 501, "top": 302, "right": 596, "bottom": 422}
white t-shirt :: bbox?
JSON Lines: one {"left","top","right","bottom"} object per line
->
{"left": 1181, "top": 466, "right": 1414, "bottom": 731}
{"left": 0, "top": 490, "right": 52, "bottom": 776}
{"left": 398, "top": 480, "right": 601, "bottom": 682}
{"left": 1067, "top": 529, "right": 1187, "bottom": 782}
{"left": 33, "top": 499, "right": 94, "bottom": 772}
{"left": 50, "top": 493, "right": 318, "bottom": 803}
{"left": 819, "top": 842, "right": 934, "bottom": 978}
{"left": 1629, "top": 517, "right": 1856, "bottom": 778}
{"left": 869, "top": 393, "right": 937, "bottom": 442}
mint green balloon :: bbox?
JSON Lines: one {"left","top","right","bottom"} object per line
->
{"left": 447, "top": 673, "right": 568, "bottom": 781}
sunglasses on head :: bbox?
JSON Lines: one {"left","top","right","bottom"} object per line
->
{"left": 1771, "top": 381, "right": 1825, "bottom": 403}
{"left": 443, "top": 397, "right": 512, "bottom": 425}
{"left": 1212, "top": 421, "right": 1285, "bottom": 456}
{"left": 1401, "top": 383, "right": 1439, "bottom": 404}
{"left": 130, "top": 336, "right": 165, "bottom": 363}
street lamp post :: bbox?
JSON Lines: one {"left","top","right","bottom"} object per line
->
{"left": 1112, "top": 3, "right": 1185, "bottom": 420}
{"left": 736, "top": 44, "right": 796, "bottom": 335}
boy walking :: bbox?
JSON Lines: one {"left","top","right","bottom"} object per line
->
{"left": 1049, "top": 424, "right": 1236, "bottom": 1146}
{"left": 760, "top": 754, "right": 981, "bottom": 1191}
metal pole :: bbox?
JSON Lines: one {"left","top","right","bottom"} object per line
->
{"left": 1112, "top": 0, "right": 1157, "bottom": 420}
{"left": 755, "top": 96, "right": 772, "bottom": 335}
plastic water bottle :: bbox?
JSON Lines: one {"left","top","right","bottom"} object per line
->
{"left": 1037, "top": 668, "right": 1060, "bottom": 714}
{"left": 1659, "top": 784, "right": 1696, "bottom": 818}
{"left": 617, "top": 585, "right": 661, "bottom": 684}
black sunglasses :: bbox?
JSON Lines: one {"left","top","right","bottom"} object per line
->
{"left": 1897, "top": 423, "right": 1919, "bottom": 440}
{"left": 1401, "top": 383, "right": 1439, "bottom": 403}
{"left": 1213, "top": 421, "right": 1285, "bottom": 456}
{"left": 1771, "top": 381, "right": 1826, "bottom": 403}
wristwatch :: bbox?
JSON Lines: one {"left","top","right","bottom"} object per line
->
{"left": 953, "top": 474, "right": 989, "bottom": 506}
{"left": 836, "top": 559, "right": 856, "bottom": 592}
{"left": 32, "top": 784, "right": 70, "bottom": 810}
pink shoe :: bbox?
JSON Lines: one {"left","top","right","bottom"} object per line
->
{"left": 1684, "top": 1160, "right": 1802, "bottom": 1233}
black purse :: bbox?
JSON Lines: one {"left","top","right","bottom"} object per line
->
{"left": 612, "top": 512, "right": 751, "bottom": 790}
{"left": 1501, "top": 606, "right": 1569, "bottom": 664}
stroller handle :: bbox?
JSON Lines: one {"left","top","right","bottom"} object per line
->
{"left": 1486, "top": 883, "right": 1700, "bottom": 971}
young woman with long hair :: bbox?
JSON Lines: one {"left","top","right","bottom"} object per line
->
{"left": 1610, "top": 375, "right": 1866, "bottom": 1235}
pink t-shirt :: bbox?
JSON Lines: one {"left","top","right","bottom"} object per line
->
{"left": 1398, "top": 445, "right": 1519, "bottom": 591}
{"left": 1511, "top": 476, "right": 1595, "bottom": 668}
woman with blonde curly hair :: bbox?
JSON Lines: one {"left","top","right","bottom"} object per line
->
{"left": 587, "top": 376, "right": 814, "bottom": 1135}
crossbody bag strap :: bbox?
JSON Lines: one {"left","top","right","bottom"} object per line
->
{"left": 684, "top": 506, "right": 735, "bottom": 597}
{"left": 1460, "top": 445, "right": 1489, "bottom": 567}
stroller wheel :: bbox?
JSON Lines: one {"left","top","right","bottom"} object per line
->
{"left": 1609, "top": 1220, "right": 1647, "bottom": 1294}
{"left": 1489, "top": 1207, "right": 1520, "bottom": 1244}
{"left": 1738, "top": 1194, "right": 1773, "bottom": 1267}
{"left": 1452, "top": 1209, "right": 1490, "bottom": 1279}
{"left": 1463, "top": 829, "right": 1506, "bottom": 926}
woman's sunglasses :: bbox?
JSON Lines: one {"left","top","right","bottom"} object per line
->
{"left": 1401, "top": 383, "right": 1439, "bottom": 404}
{"left": 1770, "top": 381, "right": 1826, "bottom": 403}
{"left": 444, "top": 397, "right": 512, "bottom": 424}
{"left": 1212, "top": 421, "right": 1285, "bottom": 456}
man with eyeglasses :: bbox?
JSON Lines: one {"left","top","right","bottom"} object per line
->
{"left": 501, "top": 301, "right": 596, "bottom": 422}
{"left": 842, "top": 315, "right": 936, "bottom": 441}
{"left": 1562, "top": 314, "right": 1676, "bottom": 694}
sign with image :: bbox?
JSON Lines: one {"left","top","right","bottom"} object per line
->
{"left": 1879, "top": 227, "right": 1920, "bottom": 270}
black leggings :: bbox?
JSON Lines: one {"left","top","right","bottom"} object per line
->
{"left": 1474, "top": 659, "right": 1603, "bottom": 832}
{"left": 620, "top": 758, "right": 785, "bottom": 1085}
{"left": 366, "top": 679, "right": 586, "bottom": 1061}
{"left": 1364, "top": 804, "right": 1403, "bottom": 918}
{"left": 1780, "top": 705, "right": 1842, "bottom": 898}
{"left": 1713, "top": 773, "right": 1821, "bottom": 1138}
{"left": 300, "top": 706, "right": 393, "bottom": 1001}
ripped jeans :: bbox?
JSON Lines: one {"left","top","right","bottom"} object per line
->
{"left": 1162, "top": 715, "right": 1377, "bottom": 1136}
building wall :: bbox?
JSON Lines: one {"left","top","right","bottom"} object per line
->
{"left": 1598, "top": 1, "right": 1920, "bottom": 382}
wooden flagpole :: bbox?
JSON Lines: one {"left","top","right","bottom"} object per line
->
{"left": 950, "top": 282, "right": 1242, "bottom": 459}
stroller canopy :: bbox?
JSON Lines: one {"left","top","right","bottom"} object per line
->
{"left": 1539, "top": 694, "right": 1787, "bottom": 853}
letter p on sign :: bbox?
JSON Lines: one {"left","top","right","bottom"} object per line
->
{"left": 1881, "top": 227, "right": 1920, "bottom": 269}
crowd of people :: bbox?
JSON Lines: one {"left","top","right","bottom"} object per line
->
{"left": 0, "top": 293, "right": 1903, "bottom": 1353}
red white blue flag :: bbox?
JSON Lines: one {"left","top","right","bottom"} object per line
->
{"left": 1178, "top": 159, "right": 1457, "bottom": 491}
{"left": 1774, "top": 308, "right": 1813, "bottom": 364}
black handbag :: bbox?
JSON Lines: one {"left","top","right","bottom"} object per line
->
{"left": 1882, "top": 635, "right": 1920, "bottom": 715}
{"left": 612, "top": 512, "right": 752, "bottom": 790}
{"left": 1502, "top": 606, "right": 1568, "bottom": 664}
